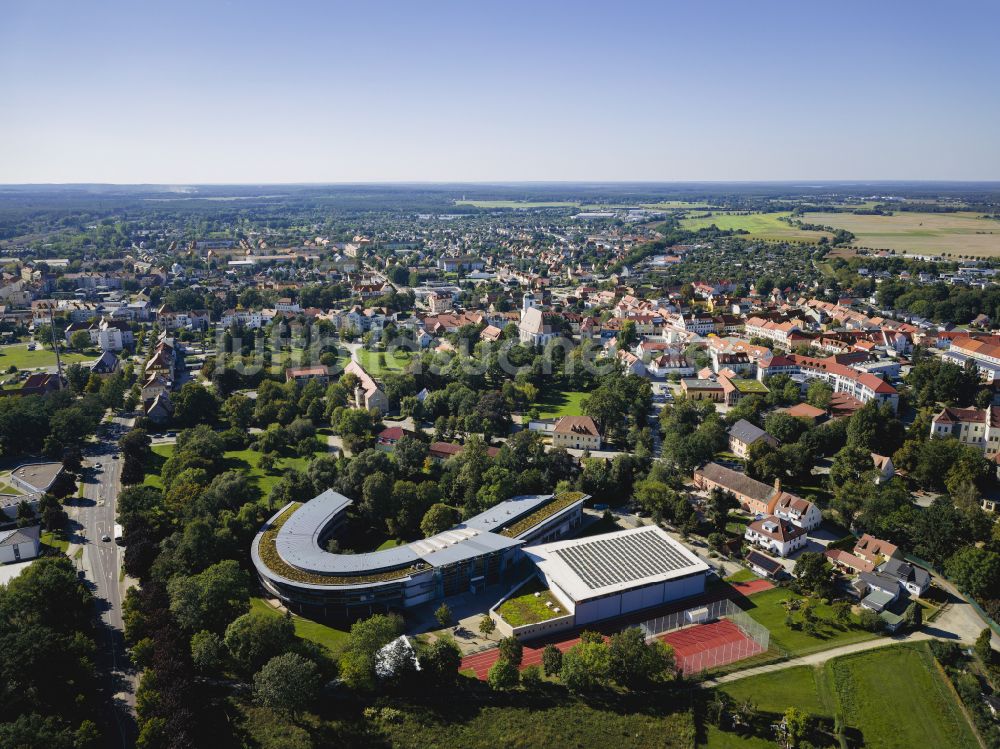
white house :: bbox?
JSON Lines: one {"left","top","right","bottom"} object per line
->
{"left": 0, "top": 525, "right": 40, "bottom": 564}
{"left": 744, "top": 516, "right": 807, "bottom": 557}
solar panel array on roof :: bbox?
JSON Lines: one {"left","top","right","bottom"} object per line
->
{"left": 552, "top": 528, "right": 695, "bottom": 589}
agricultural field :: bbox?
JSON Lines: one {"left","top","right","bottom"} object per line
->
{"left": 455, "top": 200, "right": 582, "bottom": 209}
{"left": 678, "top": 211, "right": 832, "bottom": 242}
{"left": 705, "top": 644, "right": 977, "bottom": 749}
{"left": 0, "top": 344, "right": 94, "bottom": 371}
{"left": 806, "top": 210, "right": 1000, "bottom": 256}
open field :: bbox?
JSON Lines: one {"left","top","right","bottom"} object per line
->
{"left": 807, "top": 210, "right": 1000, "bottom": 256}
{"left": 355, "top": 347, "right": 411, "bottom": 375}
{"left": 249, "top": 597, "right": 349, "bottom": 654}
{"left": 720, "top": 665, "right": 833, "bottom": 717}
{"left": 740, "top": 588, "right": 880, "bottom": 657}
{"left": 678, "top": 212, "right": 832, "bottom": 242}
{"left": 536, "top": 385, "right": 588, "bottom": 418}
{"left": 456, "top": 200, "right": 582, "bottom": 209}
{"left": 143, "top": 443, "right": 328, "bottom": 494}
{"left": 705, "top": 644, "right": 976, "bottom": 748}
{"left": 827, "top": 644, "right": 978, "bottom": 749}
{"left": 0, "top": 344, "right": 93, "bottom": 371}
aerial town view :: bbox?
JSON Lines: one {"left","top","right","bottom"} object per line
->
{"left": 1, "top": 2, "right": 999, "bottom": 748}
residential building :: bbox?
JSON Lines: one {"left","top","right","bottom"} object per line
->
{"left": 551, "top": 416, "right": 602, "bottom": 451}
{"left": 727, "top": 419, "right": 778, "bottom": 459}
{"left": 744, "top": 516, "right": 807, "bottom": 557}
{"left": 0, "top": 525, "right": 40, "bottom": 563}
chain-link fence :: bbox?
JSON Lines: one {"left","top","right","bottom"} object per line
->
{"left": 638, "top": 598, "right": 772, "bottom": 675}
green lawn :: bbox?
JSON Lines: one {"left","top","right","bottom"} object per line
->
{"left": 720, "top": 666, "right": 832, "bottom": 717}
{"left": 250, "top": 597, "right": 349, "bottom": 654}
{"left": 740, "top": 588, "right": 880, "bottom": 657}
{"left": 536, "top": 385, "right": 588, "bottom": 418}
{"left": 704, "top": 644, "right": 976, "bottom": 748}
{"left": 497, "top": 578, "right": 566, "bottom": 626}
{"left": 40, "top": 530, "right": 70, "bottom": 554}
{"left": 376, "top": 538, "right": 406, "bottom": 550}
{"left": 355, "top": 347, "right": 411, "bottom": 376}
{"left": 827, "top": 644, "right": 978, "bottom": 749}
{"left": 0, "top": 344, "right": 93, "bottom": 371}
{"left": 143, "top": 443, "right": 328, "bottom": 495}
{"left": 723, "top": 569, "right": 757, "bottom": 584}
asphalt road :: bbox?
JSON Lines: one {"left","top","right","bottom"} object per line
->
{"left": 74, "top": 413, "right": 137, "bottom": 748}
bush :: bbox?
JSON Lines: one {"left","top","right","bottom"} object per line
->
{"left": 498, "top": 636, "right": 523, "bottom": 667}
{"left": 487, "top": 658, "right": 519, "bottom": 691}
{"left": 857, "top": 608, "right": 883, "bottom": 633}
{"left": 542, "top": 644, "right": 563, "bottom": 676}
{"left": 520, "top": 664, "right": 542, "bottom": 688}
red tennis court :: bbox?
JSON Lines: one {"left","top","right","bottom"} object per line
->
{"left": 660, "top": 619, "right": 764, "bottom": 675}
{"left": 461, "top": 618, "right": 763, "bottom": 680}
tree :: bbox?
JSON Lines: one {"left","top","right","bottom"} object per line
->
{"left": 339, "top": 613, "right": 403, "bottom": 691}
{"left": 806, "top": 380, "right": 833, "bottom": 409}
{"left": 542, "top": 643, "right": 563, "bottom": 676}
{"left": 903, "top": 602, "right": 923, "bottom": 631}
{"left": 70, "top": 330, "right": 92, "bottom": 351}
{"left": 167, "top": 559, "right": 251, "bottom": 633}
{"left": 222, "top": 394, "right": 254, "bottom": 430}
{"left": 487, "top": 658, "right": 519, "bottom": 690}
{"left": 434, "top": 602, "right": 453, "bottom": 628}
{"left": 420, "top": 503, "right": 457, "bottom": 537}
{"left": 945, "top": 546, "right": 1000, "bottom": 599}
{"left": 478, "top": 614, "right": 496, "bottom": 640}
{"left": 858, "top": 608, "right": 883, "bottom": 633}
{"left": 190, "top": 630, "right": 225, "bottom": 674}
{"left": 520, "top": 664, "right": 542, "bottom": 688}
{"left": 975, "top": 628, "right": 995, "bottom": 665}
{"left": 498, "top": 635, "right": 523, "bottom": 667}
{"left": 173, "top": 382, "right": 219, "bottom": 427}
{"left": 119, "top": 428, "right": 152, "bottom": 485}
{"left": 224, "top": 611, "right": 296, "bottom": 674}
{"left": 792, "top": 552, "right": 834, "bottom": 598}
{"left": 561, "top": 639, "right": 611, "bottom": 692}
{"left": 778, "top": 707, "right": 809, "bottom": 749}
{"left": 608, "top": 626, "right": 675, "bottom": 687}
{"left": 253, "top": 653, "right": 321, "bottom": 717}
{"left": 422, "top": 636, "right": 461, "bottom": 685}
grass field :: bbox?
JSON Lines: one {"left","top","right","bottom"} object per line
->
{"left": 720, "top": 665, "right": 833, "bottom": 717}
{"left": 249, "top": 597, "right": 349, "bottom": 654}
{"left": 0, "top": 344, "right": 93, "bottom": 371}
{"left": 805, "top": 210, "right": 1000, "bottom": 256}
{"left": 536, "top": 385, "right": 588, "bottom": 418}
{"left": 678, "top": 212, "right": 831, "bottom": 242}
{"left": 827, "top": 644, "right": 978, "bottom": 749}
{"left": 740, "top": 588, "right": 879, "bottom": 657}
{"left": 705, "top": 644, "right": 976, "bottom": 749}
{"left": 143, "top": 443, "right": 328, "bottom": 494}
{"left": 355, "top": 347, "right": 411, "bottom": 375}
{"left": 40, "top": 530, "right": 70, "bottom": 554}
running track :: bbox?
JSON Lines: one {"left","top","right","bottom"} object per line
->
{"left": 460, "top": 578, "right": 773, "bottom": 680}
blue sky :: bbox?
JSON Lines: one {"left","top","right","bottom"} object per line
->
{"left": 1, "top": 0, "right": 998, "bottom": 183}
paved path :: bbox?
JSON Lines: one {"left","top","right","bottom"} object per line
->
{"left": 698, "top": 631, "right": 933, "bottom": 687}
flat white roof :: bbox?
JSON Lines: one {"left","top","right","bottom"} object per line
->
{"left": 525, "top": 526, "right": 709, "bottom": 602}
